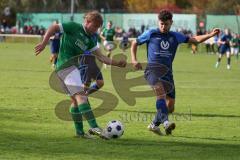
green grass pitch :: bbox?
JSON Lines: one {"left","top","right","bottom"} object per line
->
{"left": 0, "top": 42, "right": 240, "bottom": 160}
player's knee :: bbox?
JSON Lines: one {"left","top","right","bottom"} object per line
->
{"left": 96, "top": 80, "right": 104, "bottom": 88}
{"left": 53, "top": 54, "right": 58, "bottom": 59}
{"left": 75, "top": 94, "right": 88, "bottom": 104}
{"left": 167, "top": 105, "right": 175, "bottom": 113}
{"left": 166, "top": 99, "right": 175, "bottom": 113}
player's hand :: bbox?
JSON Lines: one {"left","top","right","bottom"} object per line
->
{"left": 211, "top": 28, "right": 220, "bottom": 36}
{"left": 117, "top": 59, "right": 127, "bottom": 68}
{"left": 132, "top": 60, "right": 142, "bottom": 70}
{"left": 35, "top": 43, "right": 46, "bottom": 56}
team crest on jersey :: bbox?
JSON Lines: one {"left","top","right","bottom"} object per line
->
{"left": 160, "top": 40, "right": 170, "bottom": 50}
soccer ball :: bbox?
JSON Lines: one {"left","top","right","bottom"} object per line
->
{"left": 106, "top": 120, "right": 124, "bottom": 139}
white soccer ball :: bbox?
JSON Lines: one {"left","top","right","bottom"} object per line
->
{"left": 106, "top": 120, "right": 124, "bottom": 139}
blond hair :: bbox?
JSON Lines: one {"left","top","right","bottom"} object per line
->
{"left": 84, "top": 11, "right": 103, "bottom": 26}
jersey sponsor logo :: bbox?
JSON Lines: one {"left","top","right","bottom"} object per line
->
{"left": 79, "top": 33, "right": 84, "bottom": 37}
{"left": 160, "top": 40, "right": 170, "bottom": 50}
{"left": 75, "top": 39, "right": 87, "bottom": 50}
{"left": 84, "top": 38, "right": 89, "bottom": 43}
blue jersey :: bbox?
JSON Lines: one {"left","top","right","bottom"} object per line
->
{"left": 52, "top": 32, "right": 61, "bottom": 43}
{"left": 136, "top": 28, "right": 189, "bottom": 72}
{"left": 50, "top": 32, "right": 62, "bottom": 54}
{"left": 219, "top": 34, "right": 232, "bottom": 53}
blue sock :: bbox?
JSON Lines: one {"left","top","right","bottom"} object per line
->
{"left": 153, "top": 99, "right": 168, "bottom": 126}
{"left": 86, "top": 83, "right": 100, "bottom": 95}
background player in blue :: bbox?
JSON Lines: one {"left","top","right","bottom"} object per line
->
{"left": 131, "top": 10, "right": 220, "bottom": 136}
{"left": 49, "top": 20, "right": 61, "bottom": 69}
{"left": 215, "top": 28, "right": 232, "bottom": 69}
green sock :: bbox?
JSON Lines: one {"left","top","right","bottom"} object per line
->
{"left": 69, "top": 107, "right": 84, "bottom": 135}
{"left": 78, "top": 103, "right": 98, "bottom": 128}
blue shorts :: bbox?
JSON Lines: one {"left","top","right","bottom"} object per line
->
{"left": 144, "top": 64, "right": 175, "bottom": 99}
{"left": 219, "top": 47, "right": 230, "bottom": 54}
{"left": 50, "top": 40, "right": 60, "bottom": 54}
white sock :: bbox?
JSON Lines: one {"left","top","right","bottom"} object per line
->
{"left": 163, "top": 120, "right": 169, "bottom": 128}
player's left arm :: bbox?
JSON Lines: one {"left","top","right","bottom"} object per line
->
{"left": 188, "top": 28, "right": 220, "bottom": 44}
{"left": 93, "top": 48, "right": 126, "bottom": 67}
{"left": 99, "top": 29, "right": 106, "bottom": 41}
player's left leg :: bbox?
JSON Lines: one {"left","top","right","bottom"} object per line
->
{"left": 234, "top": 48, "right": 239, "bottom": 60}
{"left": 226, "top": 50, "right": 231, "bottom": 69}
{"left": 152, "top": 82, "right": 175, "bottom": 135}
{"left": 51, "top": 53, "right": 58, "bottom": 68}
{"left": 86, "top": 79, "right": 104, "bottom": 95}
{"left": 74, "top": 94, "right": 108, "bottom": 139}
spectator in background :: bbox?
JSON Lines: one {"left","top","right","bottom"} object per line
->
{"left": 141, "top": 24, "right": 145, "bottom": 33}
{"left": 209, "top": 35, "right": 216, "bottom": 54}
{"left": 204, "top": 31, "right": 211, "bottom": 54}
{"left": 191, "top": 28, "right": 203, "bottom": 54}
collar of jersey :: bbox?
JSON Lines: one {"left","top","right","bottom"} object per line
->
{"left": 157, "top": 28, "right": 170, "bottom": 35}
{"left": 82, "top": 24, "right": 90, "bottom": 36}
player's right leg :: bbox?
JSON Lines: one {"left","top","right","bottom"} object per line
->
{"left": 215, "top": 53, "right": 223, "bottom": 68}
{"left": 51, "top": 54, "right": 58, "bottom": 69}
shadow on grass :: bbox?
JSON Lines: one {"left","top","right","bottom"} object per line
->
{"left": 191, "top": 113, "right": 240, "bottom": 119}
{"left": 114, "top": 109, "right": 240, "bottom": 119}
{"left": 172, "top": 135, "right": 240, "bottom": 142}
{"left": 1, "top": 130, "right": 240, "bottom": 160}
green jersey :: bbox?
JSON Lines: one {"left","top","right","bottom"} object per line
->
{"left": 57, "top": 22, "right": 98, "bottom": 69}
{"left": 231, "top": 37, "right": 239, "bottom": 48}
{"left": 102, "top": 28, "right": 115, "bottom": 41}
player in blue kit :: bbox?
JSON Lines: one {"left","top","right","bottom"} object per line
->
{"left": 215, "top": 28, "right": 232, "bottom": 69}
{"left": 49, "top": 20, "right": 61, "bottom": 69}
{"left": 131, "top": 10, "right": 220, "bottom": 135}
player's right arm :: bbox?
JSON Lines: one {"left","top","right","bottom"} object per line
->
{"left": 130, "top": 30, "right": 151, "bottom": 70}
{"left": 93, "top": 48, "right": 126, "bottom": 67}
{"left": 35, "top": 24, "right": 60, "bottom": 56}
{"left": 131, "top": 40, "right": 142, "bottom": 70}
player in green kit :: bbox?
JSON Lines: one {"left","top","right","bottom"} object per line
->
{"left": 35, "top": 11, "right": 126, "bottom": 139}
{"left": 100, "top": 21, "right": 116, "bottom": 58}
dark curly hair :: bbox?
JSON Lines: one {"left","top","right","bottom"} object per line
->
{"left": 158, "top": 10, "right": 173, "bottom": 21}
